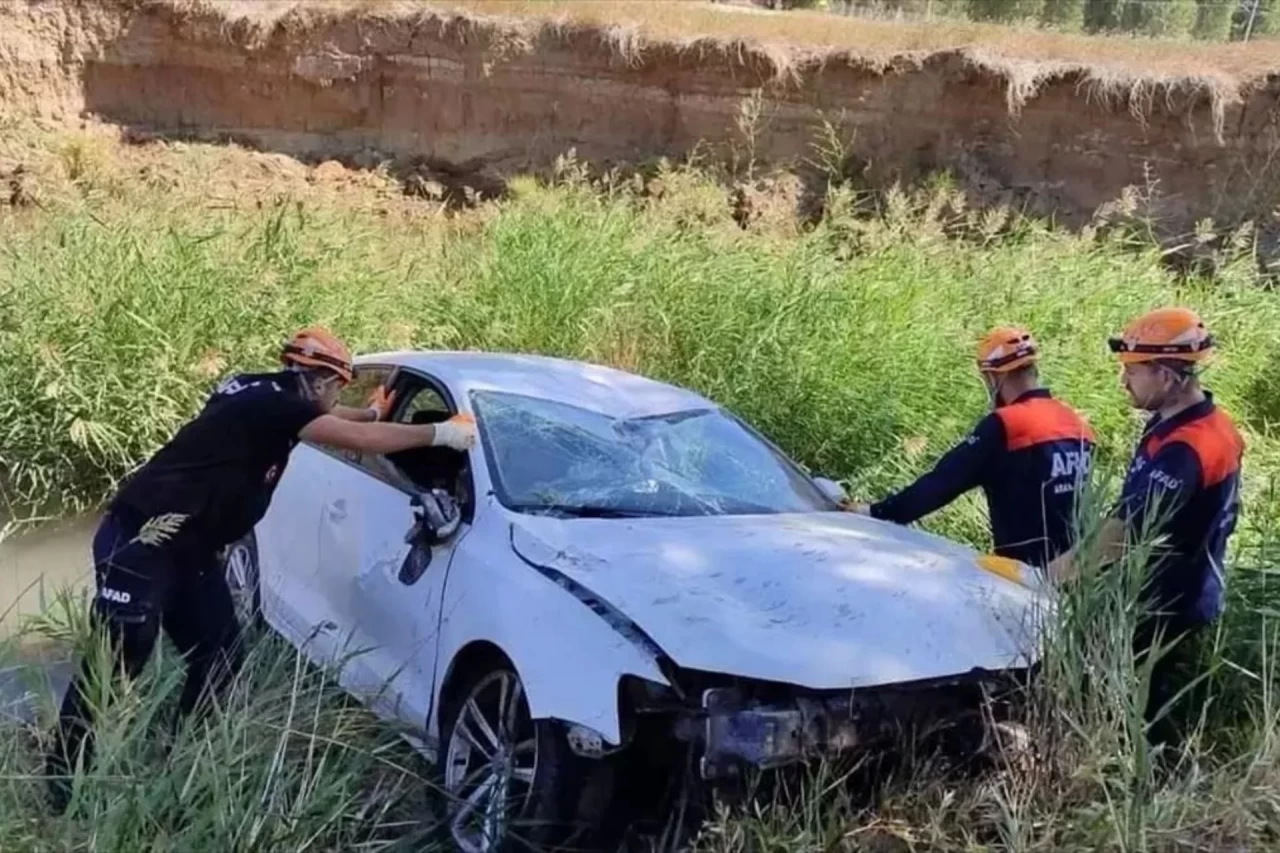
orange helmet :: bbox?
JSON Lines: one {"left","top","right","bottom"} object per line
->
{"left": 1108, "top": 307, "right": 1214, "bottom": 366}
{"left": 977, "top": 326, "right": 1039, "bottom": 374}
{"left": 280, "top": 326, "right": 353, "bottom": 383}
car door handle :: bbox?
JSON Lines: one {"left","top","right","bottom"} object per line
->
{"left": 325, "top": 499, "right": 347, "bottom": 521}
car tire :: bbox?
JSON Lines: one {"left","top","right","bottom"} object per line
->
{"left": 220, "top": 531, "right": 263, "bottom": 630}
{"left": 439, "top": 662, "right": 612, "bottom": 853}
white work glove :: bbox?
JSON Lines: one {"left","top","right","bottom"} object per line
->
{"left": 430, "top": 414, "right": 477, "bottom": 451}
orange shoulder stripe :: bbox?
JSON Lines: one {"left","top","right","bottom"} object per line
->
{"left": 997, "top": 397, "right": 1097, "bottom": 452}
{"left": 1146, "top": 409, "right": 1244, "bottom": 488}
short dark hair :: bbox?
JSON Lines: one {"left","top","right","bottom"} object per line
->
{"left": 1154, "top": 358, "right": 1199, "bottom": 381}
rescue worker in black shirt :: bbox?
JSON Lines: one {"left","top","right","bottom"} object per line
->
{"left": 44, "top": 327, "right": 477, "bottom": 813}
{"left": 1049, "top": 307, "right": 1243, "bottom": 750}
{"left": 848, "top": 326, "right": 1096, "bottom": 570}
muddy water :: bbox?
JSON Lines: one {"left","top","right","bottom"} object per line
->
{"left": 0, "top": 515, "right": 96, "bottom": 722}
{"left": 0, "top": 515, "right": 96, "bottom": 636}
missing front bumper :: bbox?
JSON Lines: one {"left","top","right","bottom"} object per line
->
{"left": 680, "top": 675, "right": 1025, "bottom": 781}
{"left": 694, "top": 687, "right": 861, "bottom": 780}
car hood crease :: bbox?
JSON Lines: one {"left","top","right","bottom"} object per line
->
{"left": 509, "top": 511, "right": 1049, "bottom": 691}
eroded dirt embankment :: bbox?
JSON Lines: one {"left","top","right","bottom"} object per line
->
{"left": 4, "top": 0, "right": 1280, "bottom": 233}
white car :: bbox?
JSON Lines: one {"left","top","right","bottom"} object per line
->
{"left": 222, "top": 351, "right": 1049, "bottom": 852}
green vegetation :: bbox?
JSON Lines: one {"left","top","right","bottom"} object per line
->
{"left": 1041, "top": 0, "right": 1088, "bottom": 27}
{"left": 3, "top": 130, "right": 1280, "bottom": 849}
{"left": 1, "top": 597, "right": 439, "bottom": 851}
{"left": 4, "top": 151, "right": 1279, "bottom": 533}
{"left": 1193, "top": 0, "right": 1236, "bottom": 39}
{"left": 1241, "top": 0, "right": 1280, "bottom": 36}
{"left": 1120, "top": 0, "right": 1199, "bottom": 37}
{"left": 832, "top": 0, "right": 1274, "bottom": 41}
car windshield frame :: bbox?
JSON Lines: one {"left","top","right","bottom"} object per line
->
{"left": 469, "top": 388, "right": 838, "bottom": 519}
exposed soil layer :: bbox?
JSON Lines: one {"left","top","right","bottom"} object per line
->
{"left": 4, "top": 0, "right": 1280, "bottom": 233}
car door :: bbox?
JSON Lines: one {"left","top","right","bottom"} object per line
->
{"left": 259, "top": 365, "right": 402, "bottom": 658}
{"left": 298, "top": 364, "right": 399, "bottom": 675}
{"left": 313, "top": 369, "right": 470, "bottom": 731}
{"left": 254, "top": 441, "right": 329, "bottom": 649}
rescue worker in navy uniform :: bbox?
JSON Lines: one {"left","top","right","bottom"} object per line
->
{"left": 1050, "top": 308, "right": 1243, "bottom": 750}
{"left": 849, "top": 326, "right": 1096, "bottom": 570}
{"left": 44, "top": 327, "right": 477, "bottom": 813}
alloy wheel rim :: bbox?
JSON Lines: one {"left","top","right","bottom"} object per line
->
{"left": 444, "top": 670, "right": 538, "bottom": 853}
{"left": 223, "top": 542, "right": 257, "bottom": 624}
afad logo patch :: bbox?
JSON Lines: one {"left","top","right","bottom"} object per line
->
{"left": 1051, "top": 449, "right": 1091, "bottom": 479}
{"left": 100, "top": 587, "right": 132, "bottom": 605}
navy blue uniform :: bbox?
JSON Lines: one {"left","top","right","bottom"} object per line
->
{"left": 110, "top": 370, "right": 326, "bottom": 552}
{"left": 871, "top": 389, "right": 1096, "bottom": 568}
{"left": 1118, "top": 392, "right": 1243, "bottom": 630}
{"left": 46, "top": 370, "right": 325, "bottom": 807}
{"left": 1114, "top": 391, "right": 1243, "bottom": 747}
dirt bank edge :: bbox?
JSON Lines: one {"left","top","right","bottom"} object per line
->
{"left": 4, "top": 0, "right": 1280, "bottom": 234}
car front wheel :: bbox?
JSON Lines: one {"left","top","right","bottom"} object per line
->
{"left": 220, "top": 532, "right": 262, "bottom": 628}
{"left": 440, "top": 664, "right": 610, "bottom": 853}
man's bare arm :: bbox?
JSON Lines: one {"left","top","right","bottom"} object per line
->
{"left": 330, "top": 387, "right": 397, "bottom": 423}
{"left": 1047, "top": 517, "right": 1127, "bottom": 583}
{"left": 1093, "top": 517, "right": 1128, "bottom": 565}
{"left": 331, "top": 405, "right": 379, "bottom": 423}
{"left": 299, "top": 414, "right": 474, "bottom": 454}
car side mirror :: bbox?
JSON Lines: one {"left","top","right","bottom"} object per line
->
{"left": 398, "top": 539, "right": 432, "bottom": 584}
{"left": 408, "top": 489, "right": 463, "bottom": 543}
{"left": 813, "top": 477, "right": 849, "bottom": 505}
{"left": 400, "top": 489, "right": 462, "bottom": 585}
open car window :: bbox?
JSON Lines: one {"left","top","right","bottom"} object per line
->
{"left": 379, "top": 382, "right": 473, "bottom": 510}
{"left": 471, "top": 390, "right": 832, "bottom": 518}
{"left": 312, "top": 365, "right": 396, "bottom": 466}
{"left": 338, "top": 366, "right": 394, "bottom": 410}
{"left": 396, "top": 385, "right": 450, "bottom": 425}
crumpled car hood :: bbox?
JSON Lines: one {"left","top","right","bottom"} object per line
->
{"left": 509, "top": 511, "right": 1050, "bottom": 691}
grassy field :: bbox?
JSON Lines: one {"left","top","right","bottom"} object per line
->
{"left": 3, "top": 124, "right": 1280, "bottom": 849}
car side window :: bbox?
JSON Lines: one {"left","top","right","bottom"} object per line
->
{"left": 383, "top": 382, "right": 473, "bottom": 510}
{"left": 339, "top": 366, "right": 394, "bottom": 411}
{"left": 311, "top": 367, "right": 471, "bottom": 509}
{"left": 396, "top": 386, "right": 450, "bottom": 425}
{"left": 306, "top": 365, "right": 394, "bottom": 466}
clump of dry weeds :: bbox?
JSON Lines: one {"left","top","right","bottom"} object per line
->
{"left": 193, "top": 0, "right": 1280, "bottom": 83}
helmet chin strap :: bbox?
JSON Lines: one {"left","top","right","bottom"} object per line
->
{"left": 1153, "top": 364, "right": 1196, "bottom": 409}
{"left": 985, "top": 373, "right": 1004, "bottom": 409}
{"left": 289, "top": 366, "right": 331, "bottom": 401}
{"left": 1133, "top": 364, "right": 1195, "bottom": 413}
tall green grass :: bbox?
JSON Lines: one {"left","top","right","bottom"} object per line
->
{"left": 3, "top": 147, "right": 1280, "bottom": 849}
{"left": 2, "top": 594, "right": 442, "bottom": 852}
{"left": 5, "top": 163, "right": 1279, "bottom": 529}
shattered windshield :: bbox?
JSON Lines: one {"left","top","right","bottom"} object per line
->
{"left": 471, "top": 390, "right": 833, "bottom": 518}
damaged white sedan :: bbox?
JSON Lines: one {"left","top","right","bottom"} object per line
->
{"left": 223, "top": 351, "right": 1050, "bottom": 852}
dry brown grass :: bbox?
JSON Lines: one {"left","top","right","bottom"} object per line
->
{"left": 0, "top": 121, "right": 423, "bottom": 221}
{"left": 203, "top": 0, "right": 1280, "bottom": 85}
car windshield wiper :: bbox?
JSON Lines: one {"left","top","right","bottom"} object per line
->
{"left": 508, "top": 503, "right": 676, "bottom": 519}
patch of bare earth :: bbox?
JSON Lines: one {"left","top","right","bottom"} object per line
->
{"left": 2, "top": 0, "right": 1280, "bottom": 236}
{"left": 0, "top": 120, "right": 432, "bottom": 219}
